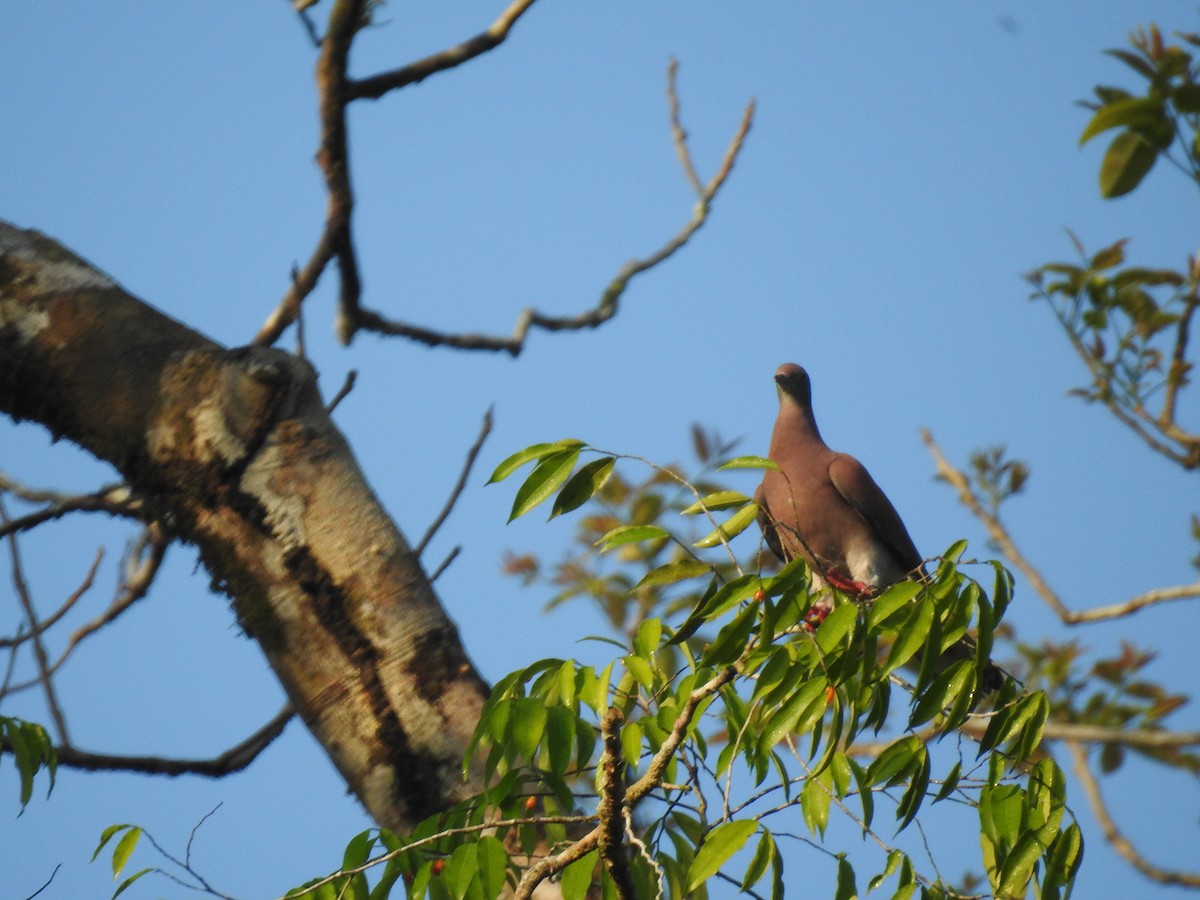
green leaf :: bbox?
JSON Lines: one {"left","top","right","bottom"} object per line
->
{"left": 561, "top": 850, "right": 598, "bottom": 900}
{"left": 997, "top": 830, "right": 1046, "bottom": 897}
{"left": 700, "top": 603, "right": 758, "bottom": 667}
{"left": 1100, "top": 130, "right": 1158, "bottom": 198}
{"left": 866, "top": 582, "right": 922, "bottom": 630}
{"left": 634, "top": 558, "right": 711, "bottom": 590}
{"left": 594, "top": 524, "right": 671, "bottom": 551}
{"left": 741, "top": 829, "right": 777, "bottom": 891}
{"left": 761, "top": 676, "right": 828, "bottom": 748}
{"left": 933, "top": 761, "right": 961, "bottom": 804}
{"left": 508, "top": 447, "right": 581, "bottom": 521}
{"left": 633, "top": 617, "right": 662, "bottom": 659}
{"left": 488, "top": 440, "right": 582, "bottom": 484}
{"left": 681, "top": 491, "right": 751, "bottom": 514}
{"left": 92, "top": 824, "right": 132, "bottom": 863}
{"left": 692, "top": 502, "right": 759, "bottom": 548}
{"left": 1174, "top": 82, "right": 1200, "bottom": 114}
{"left": 908, "top": 659, "right": 972, "bottom": 729}
{"left": 815, "top": 602, "right": 857, "bottom": 654}
{"left": 848, "top": 758, "right": 874, "bottom": 832}
{"left": 447, "top": 842, "right": 477, "bottom": 900}
{"left": 834, "top": 856, "right": 858, "bottom": 900}
{"left": 512, "top": 698, "right": 548, "bottom": 763}
{"left": 342, "top": 829, "right": 376, "bottom": 871}
{"left": 678, "top": 573, "right": 761, "bottom": 637}
{"left": 718, "top": 455, "right": 779, "bottom": 471}
{"left": 620, "top": 721, "right": 643, "bottom": 766}
{"left": 476, "top": 835, "right": 508, "bottom": 899}
{"left": 550, "top": 457, "right": 615, "bottom": 519}
{"left": 867, "top": 735, "right": 920, "bottom": 788}
{"left": 112, "top": 868, "right": 152, "bottom": 900}
{"left": 111, "top": 826, "right": 142, "bottom": 879}
{"left": 686, "top": 820, "right": 759, "bottom": 892}
{"left": 868, "top": 849, "right": 905, "bottom": 892}
{"left": 1079, "top": 96, "right": 1165, "bottom": 144}
{"left": 894, "top": 745, "right": 930, "bottom": 833}
{"left": 800, "top": 770, "right": 832, "bottom": 836}
{"left": 623, "top": 655, "right": 656, "bottom": 690}
{"left": 544, "top": 706, "right": 576, "bottom": 776}
{"left": 881, "top": 597, "right": 933, "bottom": 676}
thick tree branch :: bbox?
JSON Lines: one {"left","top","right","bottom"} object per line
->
{"left": 923, "top": 429, "right": 1200, "bottom": 623}
{"left": 2, "top": 222, "right": 491, "bottom": 831}
{"left": 1066, "top": 741, "right": 1200, "bottom": 888}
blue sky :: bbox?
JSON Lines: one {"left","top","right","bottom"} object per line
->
{"left": 3, "top": 3, "right": 1197, "bottom": 897}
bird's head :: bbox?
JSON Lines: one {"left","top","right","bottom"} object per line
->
{"left": 774, "top": 363, "right": 812, "bottom": 409}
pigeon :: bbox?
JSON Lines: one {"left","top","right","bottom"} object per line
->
{"left": 755, "top": 362, "right": 1004, "bottom": 694}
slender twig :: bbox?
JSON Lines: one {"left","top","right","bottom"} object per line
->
{"left": 1066, "top": 741, "right": 1200, "bottom": 887}
{"left": 289, "top": 814, "right": 596, "bottom": 900}
{"left": 24, "top": 864, "right": 61, "bottom": 900}
{"left": 351, "top": 66, "right": 755, "bottom": 355}
{"left": 2, "top": 499, "right": 70, "bottom": 744}
{"left": 292, "top": 264, "right": 307, "bottom": 358}
{"left": 347, "top": 0, "right": 539, "bottom": 100}
{"left": 0, "top": 548, "right": 101, "bottom": 648}
{"left": 923, "top": 430, "right": 1200, "bottom": 623}
{"left": 325, "top": 369, "right": 357, "bottom": 413}
{"left": 0, "top": 481, "right": 142, "bottom": 540}
{"left": 427, "top": 546, "right": 460, "bottom": 583}
{"left": 415, "top": 406, "right": 493, "bottom": 556}
{"left": 666, "top": 58, "right": 703, "bottom": 196}
{"left": 3, "top": 526, "right": 168, "bottom": 694}
{"left": 42, "top": 705, "right": 294, "bottom": 777}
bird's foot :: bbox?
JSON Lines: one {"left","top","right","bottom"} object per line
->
{"left": 824, "top": 570, "right": 875, "bottom": 599}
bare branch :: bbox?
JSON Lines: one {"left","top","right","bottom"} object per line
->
{"left": 41, "top": 705, "right": 295, "bottom": 777}
{"left": 325, "top": 368, "right": 357, "bottom": 413}
{"left": 0, "top": 478, "right": 142, "bottom": 540}
{"left": 4, "top": 525, "right": 168, "bottom": 694}
{"left": 254, "top": 0, "right": 366, "bottom": 347}
{"left": 848, "top": 716, "right": 1200, "bottom": 759}
{"left": 0, "top": 548, "right": 101, "bottom": 649}
{"left": 353, "top": 72, "right": 755, "bottom": 354}
{"left": 923, "top": 429, "right": 1200, "bottom": 623}
{"left": 597, "top": 708, "right": 635, "bottom": 900}
{"left": 666, "top": 58, "right": 704, "bottom": 197}
{"left": 428, "top": 545, "right": 460, "bottom": 583}
{"left": 415, "top": 406, "right": 493, "bottom": 556}
{"left": 1066, "top": 741, "right": 1200, "bottom": 887}
{"left": 347, "top": 0, "right": 539, "bottom": 101}
{"left": 291, "top": 813, "right": 596, "bottom": 900}
{"left": 2, "top": 499, "right": 70, "bottom": 744}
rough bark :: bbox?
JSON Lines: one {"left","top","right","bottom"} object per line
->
{"left": 0, "top": 221, "right": 489, "bottom": 832}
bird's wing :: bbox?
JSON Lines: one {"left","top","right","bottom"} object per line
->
{"left": 753, "top": 483, "right": 789, "bottom": 564}
{"left": 827, "top": 453, "right": 923, "bottom": 573}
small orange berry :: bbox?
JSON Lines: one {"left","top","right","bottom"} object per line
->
{"left": 753, "top": 589, "right": 767, "bottom": 602}
{"left": 524, "top": 795, "right": 537, "bottom": 812}
{"left": 431, "top": 859, "right": 445, "bottom": 876}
